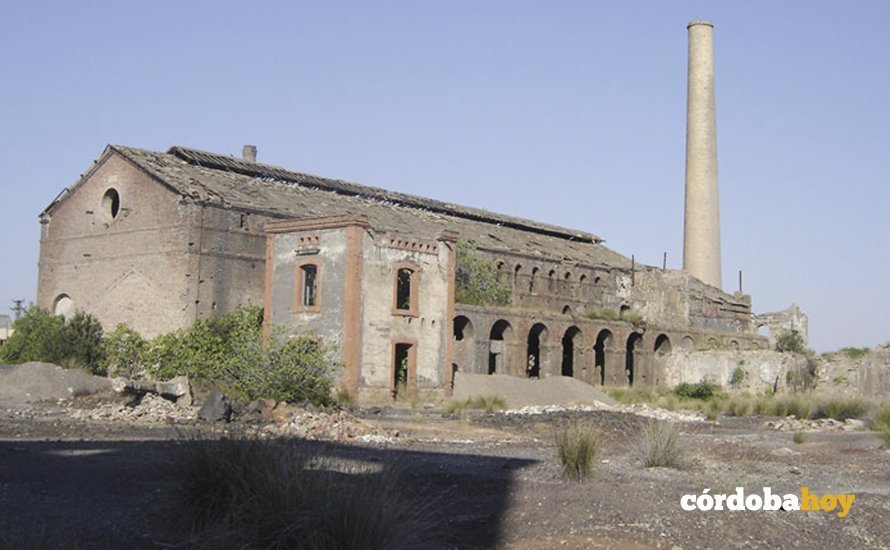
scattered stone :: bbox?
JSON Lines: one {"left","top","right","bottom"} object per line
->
{"left": 260, "top": 407, "right": 396, "bottom": 442}
{"left": 199, "top": 391, "right": 232, "bottom": 423}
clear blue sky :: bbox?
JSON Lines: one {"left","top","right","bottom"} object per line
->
{"left": 1, "top": 1, "right": 888, "bottom": 352}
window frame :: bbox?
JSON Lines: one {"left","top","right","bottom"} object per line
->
{"left": 392, "top": 262, "right": 421, "bottom": 317}
{"left": 294, "top": 258, "right": 322, "bottom": 313}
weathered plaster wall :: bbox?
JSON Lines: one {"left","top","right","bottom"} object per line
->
{"left": 358, "top": 232, "right": 450, "bottom": 392}
{"left": 814, "top": 350, "right": 890, "bottom": 399}
{"left": 663, "top": 350, "right": 809, "bottom": 392}
{"left": 268, "top": 229, "right": 348, "bottom": 368}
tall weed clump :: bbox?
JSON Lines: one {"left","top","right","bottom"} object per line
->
{"left": 871, "top": 403, "right": 890, "bottom": 445}
{"left": 637, "top": 420, "right": 684, "bottom": 468}
{"left": 555, "top": 422, "right": 599, "bottom": 481}
{"left": 166, "top": 437, "right": 438, "bottom": 549}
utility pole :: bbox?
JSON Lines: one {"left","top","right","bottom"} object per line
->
{"left": 11, "top": 300, "right": 25, "bottom": 320}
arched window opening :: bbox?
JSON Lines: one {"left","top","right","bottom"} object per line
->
{"left": 626, "top": 332, "right": 643, "bottom": 386}
{"left": 655, "top": 334, "right": 672, "bottom": 355}
{"left": 561, "top": 326, "right": 582, "bottom": 377}
{"left": 102, "top": 188, "right": 121, "bottom": 221}
{"left": 488, "top": 320, "right": 512, "bottom": 375}
{"left": 594, "top": 329, "right": 613, "bottom": 385}
{"left": 526, "top": 323, "right": 548, "bottom": 378}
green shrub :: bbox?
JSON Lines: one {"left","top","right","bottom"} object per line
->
{"left": 725, "top": 396, "right": 752, "bottom": 417}
{"left": 775, "top": 330, "right": 806, "bottom": 353}
{"left": 674, "top": 379, "right": 720, "bottom": 400}
{"left": 147, "top": 306, "right": 337, "bottom": 406}
{"left": 606, "top": 386, "right": 660, "bottom": 404}
{"left": 730, "top": 367, "right": 746, "bottom": 386}
{"left": 100, "top": 324, "right": 148, "bottom": 378}
{"left": 555, "top": 422, "right": 599, "bottom": 481}
{"left": 838, "top": 347, "right": 870, "bottom": 360}
{"left": 166, "top": 437, "right": 438, "bottom": 548}
{"left": 814, "top": 397, "right": 871, "bottom": 421}
{"left": 637, "top": 420, "right": 683, "bottom": 468}
{"left": 792, "top": 431, "right": 806, "bottom": 444}
{"left": 0, "top": 307, "right": 105, "bottom": 374}
{"left": 454, "top": 241, "right": 511, "bottom": 306}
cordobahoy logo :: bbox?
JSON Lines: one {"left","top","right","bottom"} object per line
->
{"left": 680, "top": 487, "right": 855, "bottom": 517}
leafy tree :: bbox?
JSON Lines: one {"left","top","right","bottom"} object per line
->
{"left": 61, "top": 311, "right": 106, "bottom": 374}
{"left": 455, "top": 241, "right": 511, "bottom": 306}
{"left": 0, "top": 306, "right": 67, "bottom": 365}
{"left": 101, "top": 324, "right": 148, "bottom": 378}
{"left": 0, "top": 307, "right": 105, "bottom": 373}
{"left": 146, "top": 306, "right": 337, "bottom": 406}
{"left": 775, "top": 330, "right": 806, "bottom": 354}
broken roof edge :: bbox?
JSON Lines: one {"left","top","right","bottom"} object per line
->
{"left": 40, "top": 145, "right": 129, "bottom": 219}
{"left": 165, "top": 145, "right": 603, "bottom": 245}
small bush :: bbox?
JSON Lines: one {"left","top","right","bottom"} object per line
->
{"left": 814, "top": 397, "right": 871, "bottom": 421}
{"left": 146, "top": 306, "right": 338, "bottom": 406}
{"left": 775, "top": 330, "right": 806, "bottom": 353}
{"left": 606, "top": 386, "right": 660, "bottom": 404}
{"left": 838, "top": 347, "right": 870, "bottom": 360}
{"left": 792, "top": 431, "right": 806, "bottom": 444}
{"left": 101, "top": 324, "right": 148, "bottom": 378}
{"left": 637, "top": 420, "right": 684, "bottom": 468}
{"left": 0, "top": 307, "right": 105, "bottom": 375}
{"left": 730, "top": 367, "right": 746, "bottom": 386}
{"left": 555, "top": 422, "right": 599, "bottom": 481}
{"left": 454, "top": 241, "right": 511, "bottom": 306}
{"left": 166, "top": 437, "right": 438, "bottom": 549}
{"left": 446, "top": 395, "right": 507, "bottom": 413}
{"left": 725, "top": 396, "right": 752, "bottom": 417}
{"left": 674, "top": 379, "right": 720, "bottom": 400}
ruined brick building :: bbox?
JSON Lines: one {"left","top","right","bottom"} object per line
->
{"left": 36, "top": 21, "right": 785, "bottom": 401}
{"left": 37, "top": 144, "right": 765, "bottom": 401}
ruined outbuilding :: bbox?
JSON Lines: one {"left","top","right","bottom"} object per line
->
{"left": 37, "top": 144, "right": 766, "bottom": 401}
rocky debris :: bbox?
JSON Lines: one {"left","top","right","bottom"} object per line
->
{"left": 502, "top": 402, "right": 704, "bottom": 423}
{"left": 0, "top": 362, "right": 113, "bottom": 404}
{"left": 199, "top": 391, "right": 233, "bottom": 423}
{"left": 70, "top": 393, "right": 196, "bottom": 424}
{"left": 114, "top": 375, "right": 192, "bottom": 406}
{"left": 765, "top": 416, "right": 868, "bottom": 432}
{"left": 259, "top": 405, "right": 397, "bottom": 442}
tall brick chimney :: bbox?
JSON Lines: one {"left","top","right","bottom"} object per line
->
{"left": 242, "top": 144, "right": 257, "bottom": 163}
{"left": 683, "top": 20, "right": 722, "bottom": 289}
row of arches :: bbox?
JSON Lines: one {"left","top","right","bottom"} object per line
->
{"left": 453, "top": 316, "right": 677, "bottom": 386}
{"left": 494, "top": 261, "right": 606, "bottom": 300}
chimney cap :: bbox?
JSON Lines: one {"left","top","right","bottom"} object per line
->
{"left": 242, "top": 144, "right": 257, "bottom": 163}
{"left": 687, "top": 20, "right": 714, "bottom": 29}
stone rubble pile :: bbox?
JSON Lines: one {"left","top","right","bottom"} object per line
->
{"left": 70, "top": 393, "right": 196, "bottom": 424}
{"left": 765, "top": 416, "right": 867, "bottom": 432}
{"left": 503, "top": 402, "right": 704, "bottom": 423}
{"left": 258, "top": 405, "right": 397, "bottom": 442}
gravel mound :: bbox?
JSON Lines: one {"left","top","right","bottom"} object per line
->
{"left": 0, "top": 362, "right": 113, "bottom": 405}
{"left": 453, "top": 372, "right": 618, "bottom": 408}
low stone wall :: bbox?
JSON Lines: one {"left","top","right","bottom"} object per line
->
{"left": 814, "top": 349, "right": 890, "bottom": 399}
{"left": 663, "top": 350, "right": 809, "bottom": 393}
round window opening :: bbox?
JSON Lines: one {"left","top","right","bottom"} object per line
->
{"left": 102, "top": 188, "right": 121, "bottom": 220}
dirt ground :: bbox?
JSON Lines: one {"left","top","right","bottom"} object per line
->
{"left": 1, "top": 397, "right": 888, "bottom": 549}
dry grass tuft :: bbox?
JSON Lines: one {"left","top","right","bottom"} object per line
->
{"left": 555, "top": 422, "right": 599, "bottom": 481}
{"left": 637, "top": 420, "right": 684, "bottom": 468}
